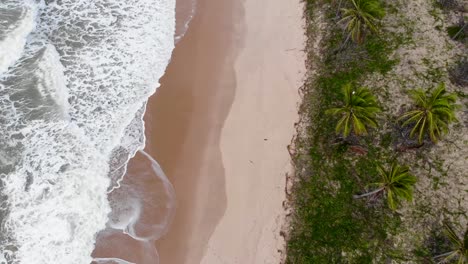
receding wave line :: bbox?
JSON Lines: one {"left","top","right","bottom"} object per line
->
{"left": 93, "top": 150, "right": 176, "bottom": 264}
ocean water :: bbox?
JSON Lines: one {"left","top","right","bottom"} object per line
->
{"left": 0, "top": 0, "right": 193, "bottom": 263}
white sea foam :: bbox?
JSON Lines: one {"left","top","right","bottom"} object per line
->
{"left": 93, "top": 151, "right": 175, "bottom": 264}
{"left": 3, "top": 122, "right": 111, "bottom": 264}
{"left": 174, "top": 0, "right": 197, "bottom": 43}
{"left": 106, "top": 151, "right": 176, "bottom": 242}
{"left": 35, "top": 44, "right": 70, "bottom": 119}
{"left": 0, "top": 1, "right": 36, "bottom": 75}
{"left": 0, "top": 0, "right": 176, "bottom": 263}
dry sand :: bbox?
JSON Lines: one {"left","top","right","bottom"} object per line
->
{"left": 144, "top": 0, "right": 305, "bottom": 263}
{"left": 200, "top": 0, "right": 305, "bottom": 262}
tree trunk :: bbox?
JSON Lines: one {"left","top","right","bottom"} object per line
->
{"left": 353, "top": 187, "right": 384, "bottom": 199}
{"left": 339, "top": 32, "right": 352, "bottom": 51}
{"left": 433, "top": 250, "right": 456, "bottom": 260}
{"left": 452, "top": 23, "right": 467, "bottom": 40}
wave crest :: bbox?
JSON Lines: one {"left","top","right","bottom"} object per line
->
{"left": 0, "top": 0, "right": 176, "bottom": 263}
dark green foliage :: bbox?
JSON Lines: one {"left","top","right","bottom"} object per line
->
{"left": 326, "top": 83, "right": 381, "bottom": 137}
{"left": 354, "top": 162, "right": 417, "bottom": 210}
{"left": 285, "top": 0, "right": 467, "bottom": 261}
{"left": 380, "top": 132, "right": 393, "bottom": 148}
{"left": 286, "top": 146, "right": 400, "bottom": 263}
{"left": 433, "top": 223, "right": 468, "bottom": 264}
{"left": 399, "top": 83, "right": 459, "bottom": 143}
{"left": 286, "top": 0, "right": 402, "bottom": 262}
{"left": 340, "top": 0, "right": 386, "bottom": 44}
{"left": 447, "top": 25, "right": 467, "bottom": 41}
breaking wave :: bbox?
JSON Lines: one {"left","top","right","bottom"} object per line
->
{"left": 0, "top": 0, "right": 176, "bottom": 263}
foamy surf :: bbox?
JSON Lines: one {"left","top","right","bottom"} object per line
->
{"left": 0, "top": 0, "right": 176, "bottom": 263}
{"left": 0, "top": 0, "right": 36, "bottom": 75}
{"left": 93, "top": 150, "right": 176, "bottom": 264}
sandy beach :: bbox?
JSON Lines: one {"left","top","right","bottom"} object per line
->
{"left": 144, "top": 0, "right": 305, "bottom": 263}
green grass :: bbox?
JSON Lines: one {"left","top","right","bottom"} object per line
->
{"left": 286, "top": 0, "right": 467, "bottom": 261}
{"left": 286, "top": 0, "right": 404, "bottom": 263}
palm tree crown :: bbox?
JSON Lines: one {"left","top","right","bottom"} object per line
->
{"left": 434, "top": 223, "right": 468, "bottom": 264}
{"left": 354, "top": 162, "right": 417, "bottom": 211}
{"left": 399, "top": 83, "right": 458, "bottom": 143}
{"left": 326, "top": 83, "right": 381, "bottom": 137}
{"left": 340, "top": 0, "right": 386, "bottom": 44}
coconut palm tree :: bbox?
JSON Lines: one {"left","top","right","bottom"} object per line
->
{"left": 340, "top": 0, "right": 386, "bottom": 44}
{"left": 434, "top": 223, "right": 468, "bottom": 263}
{"left": 326, "top": 83, "right": 381, "bottom": 138}
{"left": 354, "top": 162, "right": 417, "bottom": 210}
{"left": 399, "top": 83, "right": 458, "bottom": 144}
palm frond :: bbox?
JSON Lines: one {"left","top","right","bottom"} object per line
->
{"left": 435, "top": 223, "right": 468, "bottom": 264}
{"left": 379, "top": 162, "right": 416, "bottom": 210}
{"left": 327, "top": 83, "right": 381, "bottom": 137}
{"left": 399, "top": 84, "right": 459, "bottom": 143}
{"left": 340, "top": 0, "right": 385, "bottom": 44}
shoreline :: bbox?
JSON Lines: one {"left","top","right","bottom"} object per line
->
{"left": 144, "top": 0, "right": 305, "bottom": 263}
{"left": 144, "top": 0, "right": 242, "bottom": 262}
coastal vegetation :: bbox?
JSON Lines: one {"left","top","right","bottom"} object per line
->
{"left": 285, "top": 0, "right": 467, "bottom": 262}
{"left": 433, "top": 223, "right": 468, "bottom": 263}
{"left": 353, "top": 162, "right": 417, "bottom": 211}
{"left": 399, "top": 83, "right": 459, "bottom": 143}
{"left": 326, "top": 83, "right": 381, "bottom": 137}
{"left": 340, "top": 0, "right": 385, "bottom": 44}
